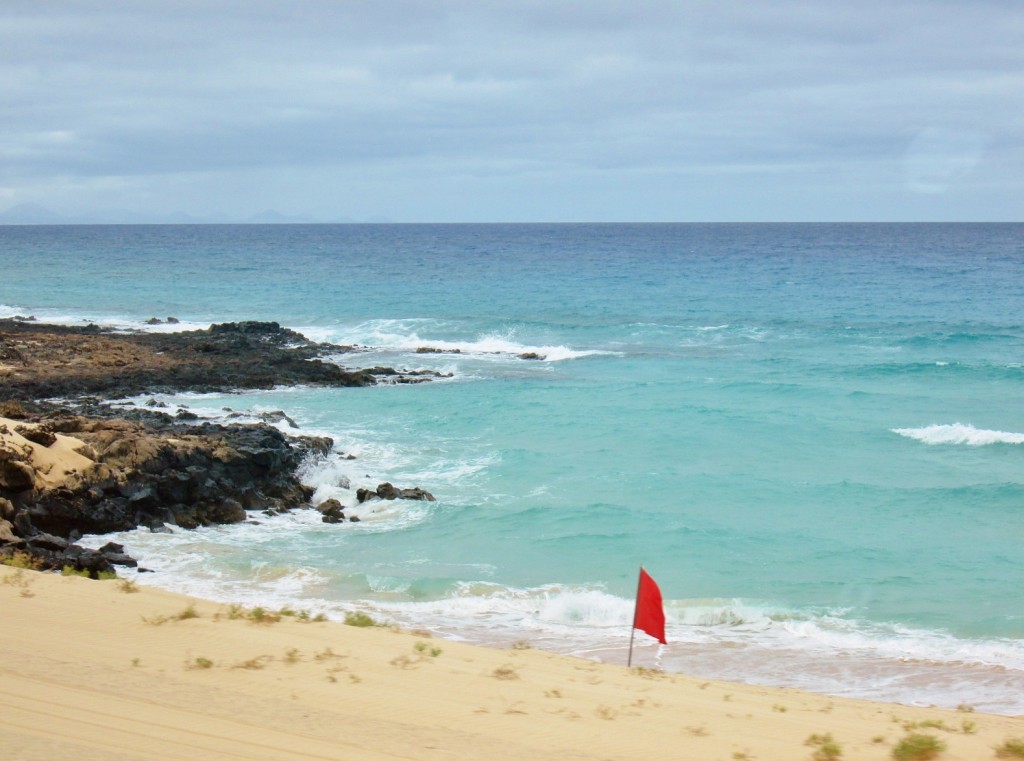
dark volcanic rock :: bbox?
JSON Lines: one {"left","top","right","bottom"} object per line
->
{"left": 0, "top": 318, "right": 444, "bottom": 579}
{"left": 356, "top": 482, "right": 435, "bottom": 503}
{"left": 3, "top": 418, "right": 333, "bottom": 542}
{"left": 0, "top": 320, "right": 378, "bottom": 401}
{"left": 316, "top": 498, "right": 346, "bottom": 523}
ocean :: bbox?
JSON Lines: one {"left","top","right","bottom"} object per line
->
{"left": 2, "top": 222, "right": 1023, "bottom": 713}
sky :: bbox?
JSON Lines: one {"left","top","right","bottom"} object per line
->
{"left": 1, "top": 0, "right": 1022, "bottom": 223}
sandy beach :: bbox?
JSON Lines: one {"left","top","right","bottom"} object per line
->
{"left": 2, "top": 568, "right": 1021, "bottom": 761}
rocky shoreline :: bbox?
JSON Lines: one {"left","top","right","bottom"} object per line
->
{"left": 0, "top": 319, "right": 437, "bottom": 576}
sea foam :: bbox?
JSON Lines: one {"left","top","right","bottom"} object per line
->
{"left": 892, "top": 423, "right": 1024, "bottom": 446}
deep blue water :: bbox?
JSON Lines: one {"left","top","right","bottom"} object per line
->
{"left": 3, "top": 223, "right": 1023, "bottom": 711}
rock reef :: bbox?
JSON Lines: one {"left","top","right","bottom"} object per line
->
{"left": 0, "top": 320, "right": 440, "bottom": 575}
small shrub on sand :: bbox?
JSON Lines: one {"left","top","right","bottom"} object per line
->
{"left": 247, "top": 606, "right": 281, "bottom": 624}
{"left": 344, "top": 611, "right": 378, "bottom": 627}
{"left": 806, "top": 733, "right": 843, "bottom": 760}
{"left": 146, "top": 605, "right": 200, "bottom": 625}
{"left": 116, "top": 578, "right": 139, "bottom": 593}
{"left": 631, "top": 666, "right": 664, "bottom": 679}
{"left": 492, "top": 665, "right": 519, "bottom": 680}
{"left": 233, "top": 655, "right": 273, "bottom": 670}
{"left": 314, "top": 647, "right": 344, "bottom": 662}
{"left": 187, "top": 657, "right": 214, "bottom": 670}
{"left": 0, "top": 400, "right": 27, "bottom": 418}
{"left": 176, "top": 605, "right": 200, "bottom": 621}
{"left": 390, "top": 654, "right": 414, "bottom": 669}
{"left": 1, "top": 551, "right": 43, "bottom": 570}
{"left": 995, "top": 738, "right": 1024, "bottom": 759}
{"left": 413, "top": 641, "right": 442, "bottom": 658}
{"left": 891, "top": 734, "right": 946, "bottom": 761}
{"left": 61, "top": 565, "right": 91, "bottom": 577}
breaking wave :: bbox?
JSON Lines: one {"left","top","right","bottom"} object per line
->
{"left": 892, "top": 423, "right": 1024, "bottom": 446}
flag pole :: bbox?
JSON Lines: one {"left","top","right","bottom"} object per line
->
{"left": 627, "top": 565, "right": 643, "bottom": 667}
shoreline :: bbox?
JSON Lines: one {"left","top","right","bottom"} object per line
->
{"left": 2, "top": 315, "right": 1024, "bottom": 757}
{"left": 2, "top": 568, "right": 1021, "bottom": 761}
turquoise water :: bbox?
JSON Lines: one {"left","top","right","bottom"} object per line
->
{"left": 3, "top": 223, "right": 1023, "bottom": 711}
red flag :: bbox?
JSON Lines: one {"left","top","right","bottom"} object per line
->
{"left": 633, "top": 567, "right": 667, "bottom": 645}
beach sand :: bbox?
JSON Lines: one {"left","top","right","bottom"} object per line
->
{"left": 0, "top": 415, "right": 96, "bottom": 490}
{"left": 2, "top": 569, "right": 1021, "bottom": 761}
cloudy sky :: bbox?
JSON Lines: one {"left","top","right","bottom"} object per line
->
{"left": 2, "top": 0, "right": 1022, "bottom": 222}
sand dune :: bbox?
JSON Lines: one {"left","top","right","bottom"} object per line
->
{"left": 2, "top": 569, "right": 1021, "bottom": 761}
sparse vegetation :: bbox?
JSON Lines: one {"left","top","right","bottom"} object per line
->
{"left": 187, "top": 657, "right": 214, "bottom": 670}
{"left": 805, "top": 733, "right": 843, "bottom": 760}
{"left": 995, "top": 738, "right": 1024, "bottom": 759}
{"left": 1, "top": 551, "right": 43, "bottom": 570}
{"left": 413, "top": 641, "right": 442, "bottom": 658}
{"left": 116, "top": 578, "right": 139, "bottom": 593}
{"left": 492, "top": 665, "right": 519, "bottom": 680}
{"left": 891, "top": 734, "right": 946, "bottom": 761}
{"left": 343, "top": 610, "right": 378, "bottom": 627}
{"left": 142, "top": 604, "right": 200, "bottom": 626}
{"left": 389, "top": 654, "right": 413, "bottom": 669}
{"left": 247, "top": 606, "right": 281, "bottom": 624}
{"left": 295, "top": 609, "right": 328, "bottom": 623}
{"left": 61, "top": 565, "right": 91, "bottom": 577}
{"left": 772, "top": 703, "right": 788, "bottom": 713}
{"left": 631, "top": 665, "right": 664, "bottom": 679}
{"left": 233, "top": 655, "right": 273, "bottom": 670}
{"left": 284, "top": 648, "right": 301, "bottom": 664}
{"left": 314, "top": 647, "right": 344, "bottom": 662}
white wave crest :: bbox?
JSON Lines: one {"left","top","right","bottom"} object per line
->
{"left": 892, "top": 423, "right": 1024, "bottom": 446}
{"left": 315, "top": 319, "right": 607, "bottom": 362}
